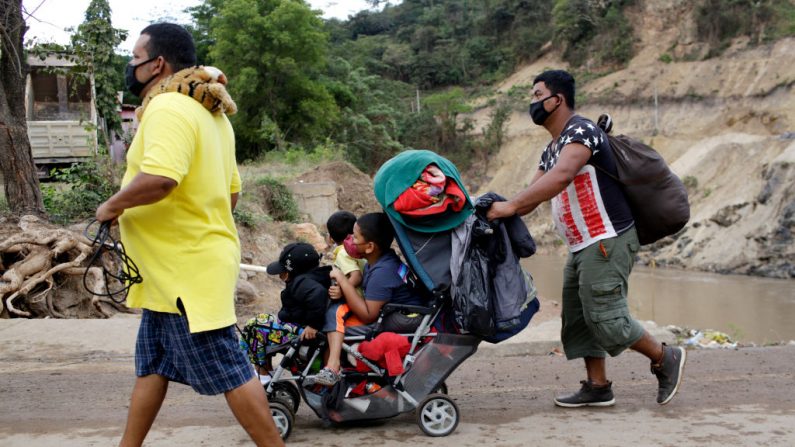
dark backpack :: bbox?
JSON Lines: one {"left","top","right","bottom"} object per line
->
{"left": 595, "top": 114, "right": 690, "bottom": 245}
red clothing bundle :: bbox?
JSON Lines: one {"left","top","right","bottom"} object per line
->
{"left": 393, "top": 164, "right": 466, "bottom": 216}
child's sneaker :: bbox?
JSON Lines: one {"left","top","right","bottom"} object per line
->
{"left": 314, "top": 367, "right": 340, "bottom": 386}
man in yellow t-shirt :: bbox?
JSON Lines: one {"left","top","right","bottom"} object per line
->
{"left": 95, "top": 23, "right": 283, "bottom": 447}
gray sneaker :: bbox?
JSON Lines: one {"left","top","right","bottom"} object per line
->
{"left": 651, "top": 343, "right": 687, "bottom": 405}
{"left": 554, "top": 380, "right": 615, "bottom": 408}
{"left": 314, "top": 367, "right": 340, "bottom": 386}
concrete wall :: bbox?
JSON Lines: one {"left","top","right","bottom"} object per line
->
{"left": 288, "top": 181, "right": 338, "bottom": 226}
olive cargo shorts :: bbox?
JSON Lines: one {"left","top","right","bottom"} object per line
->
{"left": 561, "top": 227, "right": 645, "bottom": 360}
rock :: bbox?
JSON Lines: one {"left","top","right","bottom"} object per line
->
{"left": 292, "top": 222, "right": 328, "bottom": 252}
{"left": 709, "top": 203, "right": 748, "bottom": 227}
{"left": 235, "top": 279, "right": 259, "bottom": 304}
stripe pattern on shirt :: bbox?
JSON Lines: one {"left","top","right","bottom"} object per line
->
{"left": 551, "top": 164, "right": 617, "bottom": 252}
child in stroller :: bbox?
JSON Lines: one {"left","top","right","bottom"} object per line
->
{"left": 240, "top": 242, "right": 329, "bottom": 383}
{"left": 315, "top": 212, "right": 427, "bottom": 386}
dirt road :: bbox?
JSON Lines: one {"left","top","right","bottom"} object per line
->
{"left": 1, "top": 329, "right": 793, "bottom": 447}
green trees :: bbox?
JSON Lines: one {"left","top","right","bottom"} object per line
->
{"left": 185, "top": 0, "right": 531, "bottom": 169}
{"left": 71, "top": 0, "right": 127, "bottom": 140}
{"left": 696, "top": 0, "right": 795, "bottom": 48}
{"left": 208, "top": 0, "right": 338, "bottom": 159}
{"left": 552, "top": 0, "right": 634, "bottom": 68}
{"left": 324, "top": 58, "right": 405, "bottom": 172}
{"left": 343, "top": 0, "right": 556, "bottom": 89}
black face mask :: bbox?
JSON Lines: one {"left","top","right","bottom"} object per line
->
{"left": 529, "top": 94, "right": 561, "bottom": 125}
{"left": 125, "top": 56, "right": 158, "bottom": 98}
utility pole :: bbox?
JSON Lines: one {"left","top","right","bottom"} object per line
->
{"left": 653, "top": 81, "right": 659, "bottom": 135}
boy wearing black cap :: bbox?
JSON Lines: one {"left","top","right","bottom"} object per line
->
{"left": 266, "top": 242, "right": 331, "bottom": 339}
{"left": 240, "top": 243, "right": 331, "bottom": 382}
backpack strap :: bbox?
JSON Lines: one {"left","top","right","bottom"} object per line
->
{"left": 592, "top": 113, "right": 621, "bottom": 183}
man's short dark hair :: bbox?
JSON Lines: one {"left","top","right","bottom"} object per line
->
{"left": 141, "top": 23, "right": 196, "bottom": 72}
{"left": 327, "top": 211, "right": 357, "bottom": 244}
{"left": 533, "top": 70, "right": 576, "bottom": 109}
{"left": 357, "top": 212, "right": 394, "bottom": 252}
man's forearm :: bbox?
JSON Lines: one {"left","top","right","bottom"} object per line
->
{"left": 104, "top": 173, "right": 177, "bottom": 214}
{"left": 511, "top": 170, "right": 572, "bottom": 216}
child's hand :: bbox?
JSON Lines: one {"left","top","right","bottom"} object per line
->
{"left": 301, "top": 326, "right": 318, "bottom": 340}
{"left": 329, "top": 284, "right": 342, "bottom": 300}
{"left": 329, "top": 267, "right": 344, "bottom": 282}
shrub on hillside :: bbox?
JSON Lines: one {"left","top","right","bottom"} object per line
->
{"left": 696, "top": 0, "right": 794, "bottom": 51}
{"left": 255, "top": 177, "right": 300, "bottom": 222}
{"left": 553, "top": 0, "right": 636, "bottom": 69}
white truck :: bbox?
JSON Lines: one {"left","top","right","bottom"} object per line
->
{"left": 25, "top": 54, "right": 97, "bottom": 176}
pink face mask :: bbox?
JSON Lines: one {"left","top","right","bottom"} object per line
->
{"left": 343, "top": 234, "right": 365, "bottom": 259}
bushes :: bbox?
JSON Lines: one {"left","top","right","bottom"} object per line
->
{"left": 696, "top": 0, "right": 794, "bottom": 51}
{"left": 553, "top": 0, "right": 636, "bottom": 69}
{"left": 254, "top": 177, "right": 299, "bottom": 223}
{"left": 42, "top": 156, "right": 122, "bottom": 224}
{"left": 40, "top": 156, "right": 300, "bottom": 227}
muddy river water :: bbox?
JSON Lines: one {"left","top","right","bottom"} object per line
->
{"left": 522, "top": 255, "right": 795, "bottom": 344}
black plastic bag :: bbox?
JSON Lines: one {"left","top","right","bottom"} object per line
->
{"left": 453, "top": 221, "right": 496, "bottom": 337}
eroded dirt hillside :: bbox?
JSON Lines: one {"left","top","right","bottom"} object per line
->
{"left": 469, "top": 0, "right": 795, "bottom": 278}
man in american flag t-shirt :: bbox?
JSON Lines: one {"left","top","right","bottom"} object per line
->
{"left": 487, "top": 70, "right": 686, "bottom": 408}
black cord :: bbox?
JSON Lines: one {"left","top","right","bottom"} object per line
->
{"left": 82, "top": 220, "right": 143, "bottom": 304}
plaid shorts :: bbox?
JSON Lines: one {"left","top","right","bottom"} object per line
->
{"left": 135, "top": 309, "right": 255, "bottom": 396}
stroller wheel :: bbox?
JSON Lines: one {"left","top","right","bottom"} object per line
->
{"left": 269, "top": 400, "right": 294, "bottom": 440}
{"left": 268, "top": 382, "right": 300, "bottom": 413}
{"left": 416, "top": 393, "right": 460, "bottom": 437}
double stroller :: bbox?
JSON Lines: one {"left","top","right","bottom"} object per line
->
{"left": 259, "top": 225, "right": 479, "bottom": 440}
{"left": 253, "top": 150, "right": 537, "bottom": 440}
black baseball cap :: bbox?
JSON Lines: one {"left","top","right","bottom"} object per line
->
{"left": 266, "top": 242, "right": 320, "bottom": 275}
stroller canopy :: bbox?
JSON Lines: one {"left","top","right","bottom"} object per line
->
{"left": 374, "top": 149, "right": 474, "bottom": 233}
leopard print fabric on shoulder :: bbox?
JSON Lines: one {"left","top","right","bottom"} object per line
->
{"left": 137, "top": 66, "right": 237, "bottom": 120}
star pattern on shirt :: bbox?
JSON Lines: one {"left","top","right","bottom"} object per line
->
{"left": 541, "top": 117, "right": 610, "bottom": 171}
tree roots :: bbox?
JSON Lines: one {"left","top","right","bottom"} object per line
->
{"left": 0, "top": 215, "right": 131, "bottom": 319}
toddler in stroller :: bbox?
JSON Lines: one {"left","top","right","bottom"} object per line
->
{"left": 240, "top": 242, "right": 329, "bottom": 382}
